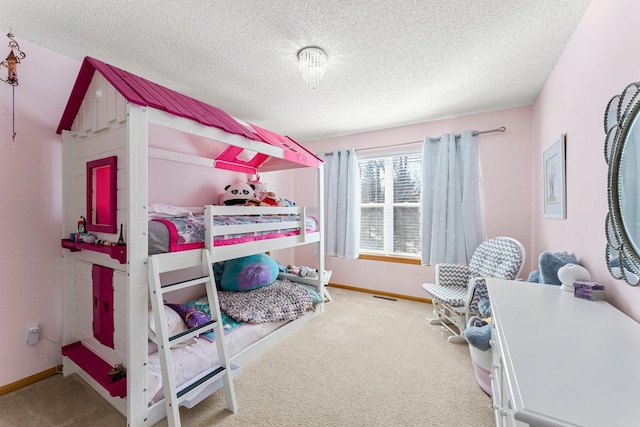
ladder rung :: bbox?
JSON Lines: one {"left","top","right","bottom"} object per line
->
{"left": 176, "top": 366, "right": 225, "bottom": 400}
{"left": 168, "top": 320, "right": 218, "bottom": 345}
{"left": 148, "top": 249, "right": 237, "bottom": 423}
{"left": 158, "top": 276, "right": 209, "bottom": 294}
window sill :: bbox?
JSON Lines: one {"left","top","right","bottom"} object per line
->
{"left": 358, "top": 253, "right": 421, "bottom": 265}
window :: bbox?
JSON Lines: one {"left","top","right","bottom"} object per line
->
{"left": 86, "top": 156, "right": 118, "bottom": 234}
{"left": 359, "top": 152, "right": 421, "bottom": 258}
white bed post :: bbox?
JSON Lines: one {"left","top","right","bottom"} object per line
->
{"left": 126, "top": 103, "right": 151, "bottom": 426}
{"left": 60, "top": 130, "right": 77, "bottom": 350}
{"left": 317, "top": 164, "right": 326, "bottom": 297}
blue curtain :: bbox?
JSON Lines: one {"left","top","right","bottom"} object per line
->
{"left": 319, "top": 149, "right": 360, "bottom": 258}
{"left": 421, "top": 131, "right": 486, "bottom": 265}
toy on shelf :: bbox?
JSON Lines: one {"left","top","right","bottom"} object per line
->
{"left": 77, "top": 216, "right": 86, "bottom": 233}
{"left": 107, "top": 364, "right": 127, "bottom": 382}
{"left": 285, "top": 265, "right": 318, "bottom": 277}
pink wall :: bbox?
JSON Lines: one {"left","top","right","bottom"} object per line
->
{"left": 6, "top": 0, "right": 640, "bottom": 389}
{"left": 532, "top": 0, "right": 640, "bottom": 320}
{"left": 296, "top": 106, "right": 534, "bottom": 299}
{"left": 0, "top": 39, "right": 80, "bottom": 386}
{"left": 297, "top": 0, "right": 640, "bottom": 322}
{"left": 0, "top": 39, "right": 297, "bottom": 388}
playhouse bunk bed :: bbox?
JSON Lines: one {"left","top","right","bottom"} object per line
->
{"left": 57, "top": 56, "right": 325, "bottom": 426}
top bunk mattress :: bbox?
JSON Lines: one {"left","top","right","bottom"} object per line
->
{"left": 149, "top": 212, "right": 319, "bottom": 255}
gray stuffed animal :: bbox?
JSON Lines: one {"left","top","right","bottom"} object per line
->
{"left": 527, "top": 251, "right": 580, "bottom": 285}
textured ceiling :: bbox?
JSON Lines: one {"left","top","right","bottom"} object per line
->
{"left": 0, "top": 1, "right": 591, "bottom": 142}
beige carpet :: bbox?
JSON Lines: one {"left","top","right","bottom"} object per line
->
{"left": 0, "top": 287, "right": 494, "bottom": 426}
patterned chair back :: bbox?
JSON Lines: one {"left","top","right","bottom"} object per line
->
{"left": 468, "top": 237, "right": 524, "bottom": 280}
{"left": 467, "top": 237, "right": 525, "bottom": 313}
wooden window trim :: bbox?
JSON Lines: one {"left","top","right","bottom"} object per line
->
{"left": 358, "top": 253, "right": 421, "bottom": 265}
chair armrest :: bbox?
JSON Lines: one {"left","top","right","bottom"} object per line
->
{"left": 466, "top": 277, "right": 489, "bottom": 314}
{"left": 436, "top": 263, "right": 470, "bottom": 287}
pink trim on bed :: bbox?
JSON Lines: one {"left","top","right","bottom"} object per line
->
{"left": 250, "top": 123, "right": 322, "bottom": 168}
{"left": 213, "top": 230, "right": 299, "bottom": 246}
{"left": 152, "top": 218, "right": 204, "bottom": 252}
{"left": 152, "top": 217, "right": 319, "bottom": 253}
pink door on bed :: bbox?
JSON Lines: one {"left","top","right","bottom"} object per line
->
{"left": 92, "top": 264, "right": 115, "bottom": 349}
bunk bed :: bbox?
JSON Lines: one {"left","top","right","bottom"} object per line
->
{"left": 57, "top": 56, "right": 325, "bottom": 426}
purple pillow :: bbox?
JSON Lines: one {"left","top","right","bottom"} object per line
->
{"left": 165, "top": 303, "right": 212, "bottom": 329}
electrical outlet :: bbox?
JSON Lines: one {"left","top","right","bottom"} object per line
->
{"left": 26, "top": 324, "right": 40, "bottom": 345}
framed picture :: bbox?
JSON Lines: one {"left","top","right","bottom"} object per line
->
{"left": 543, "top": 134, "right": 566, "bottom": 219}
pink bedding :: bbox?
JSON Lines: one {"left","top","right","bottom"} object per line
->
{"left": 149, "top": 214, "right": 318, "bottom": 254}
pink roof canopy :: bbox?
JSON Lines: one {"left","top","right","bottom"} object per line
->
{"left": 57, "top": 56, "right": 321, "bottom": 170}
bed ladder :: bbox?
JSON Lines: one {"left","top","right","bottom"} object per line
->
{"left": 148, "top": 249, "right": 237, "bottom": 427}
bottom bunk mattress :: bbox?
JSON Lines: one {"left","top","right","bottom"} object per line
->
{"left": 147, "top": 318, "right": 287, "bottom": 404}
{"left": 147, "top": 278, "right": 321, "bottom": 404}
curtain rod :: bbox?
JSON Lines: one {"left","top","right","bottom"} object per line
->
{"left": 351, "top": 126, "right": 506, "bottom": 153}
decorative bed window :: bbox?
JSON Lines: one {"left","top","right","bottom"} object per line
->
{"left": 86, "top": 156, "right": 117, "bottom": 234}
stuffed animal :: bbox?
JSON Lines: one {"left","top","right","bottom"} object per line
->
{"left": 261, "top": 191, "right": 284, "bottom": 207}
{"left": 219, "top": 182, "right": 256, "bottom": 205}
{"left": 244, "top": 198, "right": 265, "bottom": 206}
{"left": 247, "top": 175, "right": 269, "bottom": 201}
{"left": 108, "top": 364, "right": 127, "bottom": 382}
{"left": 165, "top": 303, "right": 212, "bottom": 330}
{"left": 261, "top": 191, "right": 295, "bottom": 207}
{"left": 464, "top": 319, "right": 492, "bottom": 351}
{"left": 298, "top": 266, "right": 318, "bottom": 278}
{"left": 527, "top": 251, "right": 581, "bottom": 285}
{"left": 464, "top": 298, "right": 493, "bottom": 350}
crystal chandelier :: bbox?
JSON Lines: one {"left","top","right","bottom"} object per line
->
{"left": 298, "top": 46, "right": 327, "bottom": 90}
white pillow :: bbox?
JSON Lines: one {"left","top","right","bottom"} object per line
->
{"left": 148, "top": 204, "right": 193, "bottom": 218}
{"left": 148, "top": 305, "right": 194, "bottom": 348}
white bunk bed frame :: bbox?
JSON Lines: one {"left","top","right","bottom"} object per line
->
{"left": 58, "top": 57, "right": 325, "bottom": 426}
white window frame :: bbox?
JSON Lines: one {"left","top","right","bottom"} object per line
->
{"left": 358, "top": 150, "right": 421, "bottom": 259}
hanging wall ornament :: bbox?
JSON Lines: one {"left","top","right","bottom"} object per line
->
{"left": 0, "top": 32, "right": 27, "bottom": 141}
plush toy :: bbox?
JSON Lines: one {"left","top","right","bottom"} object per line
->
{"left": 261, "top": 191, "right": 295, "bottom": 207}
{"left": 261, "top": 191, "right": 284, "bottom": 207}
{"left": 247, "top": 175, "right": 269, "bottom": 201}
{"left": 464, "top": 298, "right": 493, "bottom": 350}
{"left": 165, "top": 303, "right": 212, "bottom": 330}
{"left": 298, "top": 266, "right": 318, "bottom": 278}
{"left": 219, "top": 182, "right": 256, "bottom": 206}
{"left": 527, "top": 251, "right": 580, "bottom": 285}
{"left": 286, "top": 265, "right": 300, "bottom": 275}
{"left": 107, "top": 364, "right": 127, "bottom": 382}
{"left": 243, "top": 198, "right": 265, "bottom": 206}
{"left": 477, "top": 298, "right": 491, "bottom": 318}
{"left": 464, "top": 319, "right": 492, "bottom": 351}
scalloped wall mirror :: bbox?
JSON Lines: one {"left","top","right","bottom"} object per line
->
{"left": 605, "top": 82, "right": 640, "bottom": 286}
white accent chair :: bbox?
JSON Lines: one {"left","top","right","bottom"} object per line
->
{"left": 422, "top": 237, "right": 525, "bottom": 343}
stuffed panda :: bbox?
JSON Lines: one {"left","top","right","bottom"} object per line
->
{"left": 219, "top": 182, "right": 256, "bottom": 205}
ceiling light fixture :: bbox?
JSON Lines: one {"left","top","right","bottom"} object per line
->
{"left": 298, "top": 46, "right": 327, "bottom": 90}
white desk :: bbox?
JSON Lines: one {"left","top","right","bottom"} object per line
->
{"left": 487, "top": 278, "right": 640, "bottom": 427}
